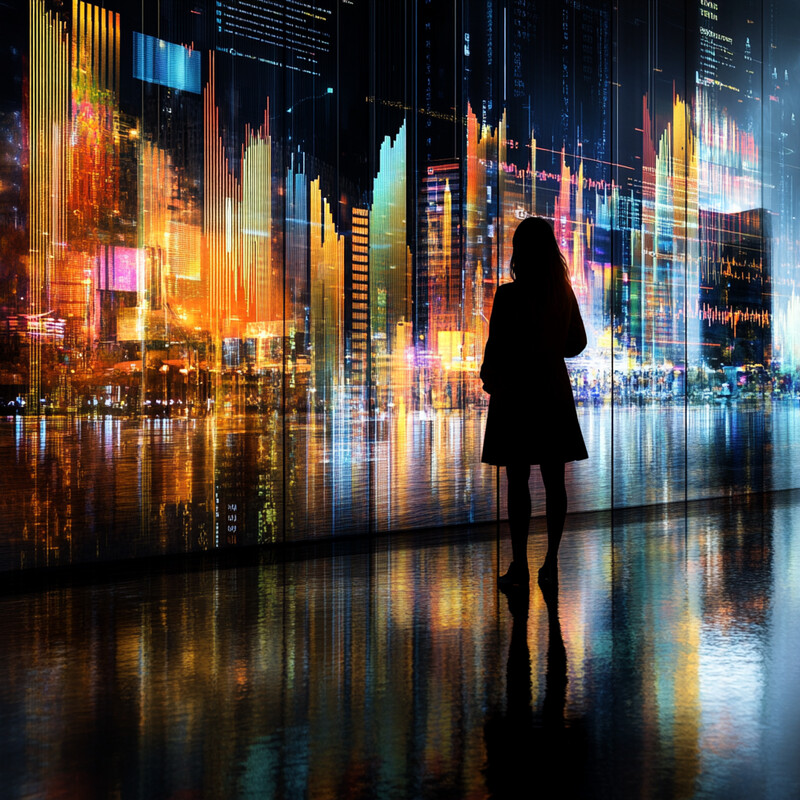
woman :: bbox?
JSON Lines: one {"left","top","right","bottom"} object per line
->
{"left": 480, "top": 216, "right": 588, "bottom": 589}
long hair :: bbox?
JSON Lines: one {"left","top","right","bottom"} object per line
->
{"left": 510, "top": 217, "right": 571, "bottom": 307}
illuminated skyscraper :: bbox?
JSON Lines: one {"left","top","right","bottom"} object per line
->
{"left": 640, "top": 91, "right": 698, "bottom": 369}
{"left": 693, "top": 0, "right": 763, "bottom": 371}
{"left": 425, "top": 164, "right": 461, "bottom": 357}
{"left": 370, "top": 121, "right": 410, "bottom": 397}
{"left": 286, "top": 152, "right": 311, "bottom": 377}
{"left": 348, "top": 207, "right": 370, "bottom": 385}
{"left": 309, "top": 177, "right": 344, "bottom": 401}
{"left": 464, "top": 103, "right": 500, "bottom": 328}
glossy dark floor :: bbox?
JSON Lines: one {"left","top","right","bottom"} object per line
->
{"left": 2, "top": 491, "right": 800, "bottom": 799}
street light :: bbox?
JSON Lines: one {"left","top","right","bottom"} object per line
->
{"left": 161, "top": 364, "right": 169, "bottom": 412}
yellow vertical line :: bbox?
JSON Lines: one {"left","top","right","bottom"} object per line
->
{"left": 250, "top": 142, "right": 253, "bottom": 314}
{"left": 114, "top": 12, "right": 120, "bottom": 97}
{"left": 28, "top": 0, "right": 33, "bottom": 370}
{"left": 108, "top": 8, "right": 114, "bottom": 93}
{"left": 43, "top": 2, "right": 48, "bottom": 318}
{"left": 209, "top": 90, "right": 212, "bottom": 324}
{"left": 102, "top": 8, "right": 108, "bottom": 92}
{"left": 92, "top": 3, "right": 99, "bottom": 86}
{"left": 214, "top": 89, "right": 217, "bottom": 319}
{"left": 214, "top": 80, "right": 217, "bottom": 319}
{"left": 56, "top": 9, "right": 60, "bottom": 261}
{"left": 248, "top": 144, "right": 252, "bottom": 311}
{"left": 256, "top": 140, "right": 259, "bottom": 315}
{"left": 252, "top": 142, "right": 256, "bottom": 315}
{"left": 42, "top": 3, "right": 46, "bottom": 325}
{"left": 215, "top": 75, "right": 219, "bottom": 321}
{"left": 36, "top": 0, "right": 40, "bottom": 329}
{"left": 204, "top": 75, "right": 208, "bottom": 314}
{"left": 218, "top": 143, "right": 222, "bottom": 314}
{"left": 250, "top": 143, "right": 253, "bottom": 314}
{"left": 247, "top": 143, "right": 250, "bottom": 312}
{"left": 228, "top": 166, "right": 232, "bottom": 308}
{"left": 38, "top": 0, "right": 45, "bottom": 405}
{"left": 243, "top": 144, "right": 247, "bottom": 311}
{"left": 83, "top": 1, "right": 88, "bottom": 82}
{"left": 84, "top": 0, "right": 89, "bottom": 88}
{"left": 211, "top": 67, "right": 214, "bottom": 318}
{"left": 34, "top": 0, "right": 38, "bottom": 404}
{"left": 98, "top": 4, "right": 104, "bottom": 91}
{"left": 71, "top": 0, "right": 76, "bottom": 76}
{"left": 227, "top": 162, "right": 231, "bottom": 309}
{"left": 208, "top": 76, "right": 212, "bottom": 317}
{"left": 221, "top": 95, "right": 225, "bottom": 318}
{"left": 231, "top": 164, "right": 234, "bottom": 303}
{"left": 248, "top": 142, "right": 251, "bottom": 312}
{"left": 102, "top": 7, "right": 108, "bottom": 91}
{"left": 244, "top": 141, "right": 247, "bottom": 309}
{"left": 77, "top": 1, "right": 82, "bottom": 85}
{"left": 58, "top": 12, "right": 64, "bottom": 263}
{"left": 228, "top": 166, "right": 231, "bottom": 306}
{"left": 82, "top": 0, "right": 88, "bottom": 81}
{"left": 260, "top": 140, "right": 263, "bottom": 315}
{"left": 47, "top": 4, "right": 52, "bottom": 305}
{"left": 54, "top": 12, "right": 59, "bottom": 271}
{"left": 254, "top": 142, "right": 258, "bottom": 312}
{"left": 219, "top": 104, "right": 222, "bottom": 318}
{"left": 72, "top": 0, "right": 79, "bottom": 89}
{"left": 57, "top": 12, "right": 63, "bottom": 272}
{"left": 210, "top": 65, "right": 214, "bottom": 318}
{"left": 221, "top": 139, "right": 224, "bottom": 313}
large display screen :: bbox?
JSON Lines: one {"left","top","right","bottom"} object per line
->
{"left": 1, "top": 0, "right": 799, "bottom": 570}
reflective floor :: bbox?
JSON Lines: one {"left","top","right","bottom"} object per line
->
{"left": 3, "top": 404, "right": 798, "bottom": 572}
{"left": 2, "top": 491, "right": 800, "bottom": 799}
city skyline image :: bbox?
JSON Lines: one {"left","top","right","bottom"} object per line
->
{"left": 3, "top": 5, "right": 800, "bottom": 797}
{"left": 1, "top": 0, "right": 799, "bottom": 569}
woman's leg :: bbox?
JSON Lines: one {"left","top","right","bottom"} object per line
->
{"left": 539, "top": 461, "right": 567, "bottom": 574}
{"left": 506, "top": 464, "right": 531, "bottom": 574}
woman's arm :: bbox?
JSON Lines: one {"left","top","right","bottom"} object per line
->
{"left": 479, "top": 285, "right": 508, "bottom": 393}
{"left": 564, "top": 290, "right": 587, "bottom": 358}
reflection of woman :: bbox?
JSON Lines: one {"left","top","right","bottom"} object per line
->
{"left": 480, "top": 217, "right": 588, "bottom": 589}
{"left": 484, "top": 587, "right": 583, "bottom": 798}
{"left": 483, "top": 592, "right": 534, "bottom": 797}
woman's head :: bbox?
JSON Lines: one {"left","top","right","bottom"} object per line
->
{"left": 510, "top": 217, "right": 570, "bottom": 297}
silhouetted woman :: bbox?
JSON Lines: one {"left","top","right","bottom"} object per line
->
{"left": 480, "top": 216, "right": 587, "bottom": 589}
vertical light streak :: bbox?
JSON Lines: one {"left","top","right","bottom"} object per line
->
{"left": 530, "top": 133, "right": 537, "bottom": 214}
{"left": 203, "top": 52, "right": 230, "bottom": 401}
{"left": 370, "top": 120, "right": 408, "bottom": 396}
{"left": 285, "top": 154, "right": 309, "bottom": 361}
{"left": 310, "top": 179, "right": 344, "bottom": 399}
{"left": 28, "top": 0, "right": 69, "bottom": 411}
{"left": 140, "top": 139, "right": 173, "bottom": 320}
{"left": 464, "top": 103, "right": 498, "bottom": 331}
{"left": 64, "top": 1, "right": 121, "bottom": 351}
{"left": 240, "top": 110, "right": 273, "bottom": 323}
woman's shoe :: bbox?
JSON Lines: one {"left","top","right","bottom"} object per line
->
{"left": 498, "top": 561, "right": 530, "bottom": 591}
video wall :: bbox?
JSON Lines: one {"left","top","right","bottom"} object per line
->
{"left": 1, "top": 0, "right": 799, "bottom": 570}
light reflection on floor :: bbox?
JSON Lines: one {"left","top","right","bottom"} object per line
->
{"left": 1, "top": 491, "right": 799, "bottom": 799}
{"left": 3, "top": 404, "right": 798, "bottom": 572}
